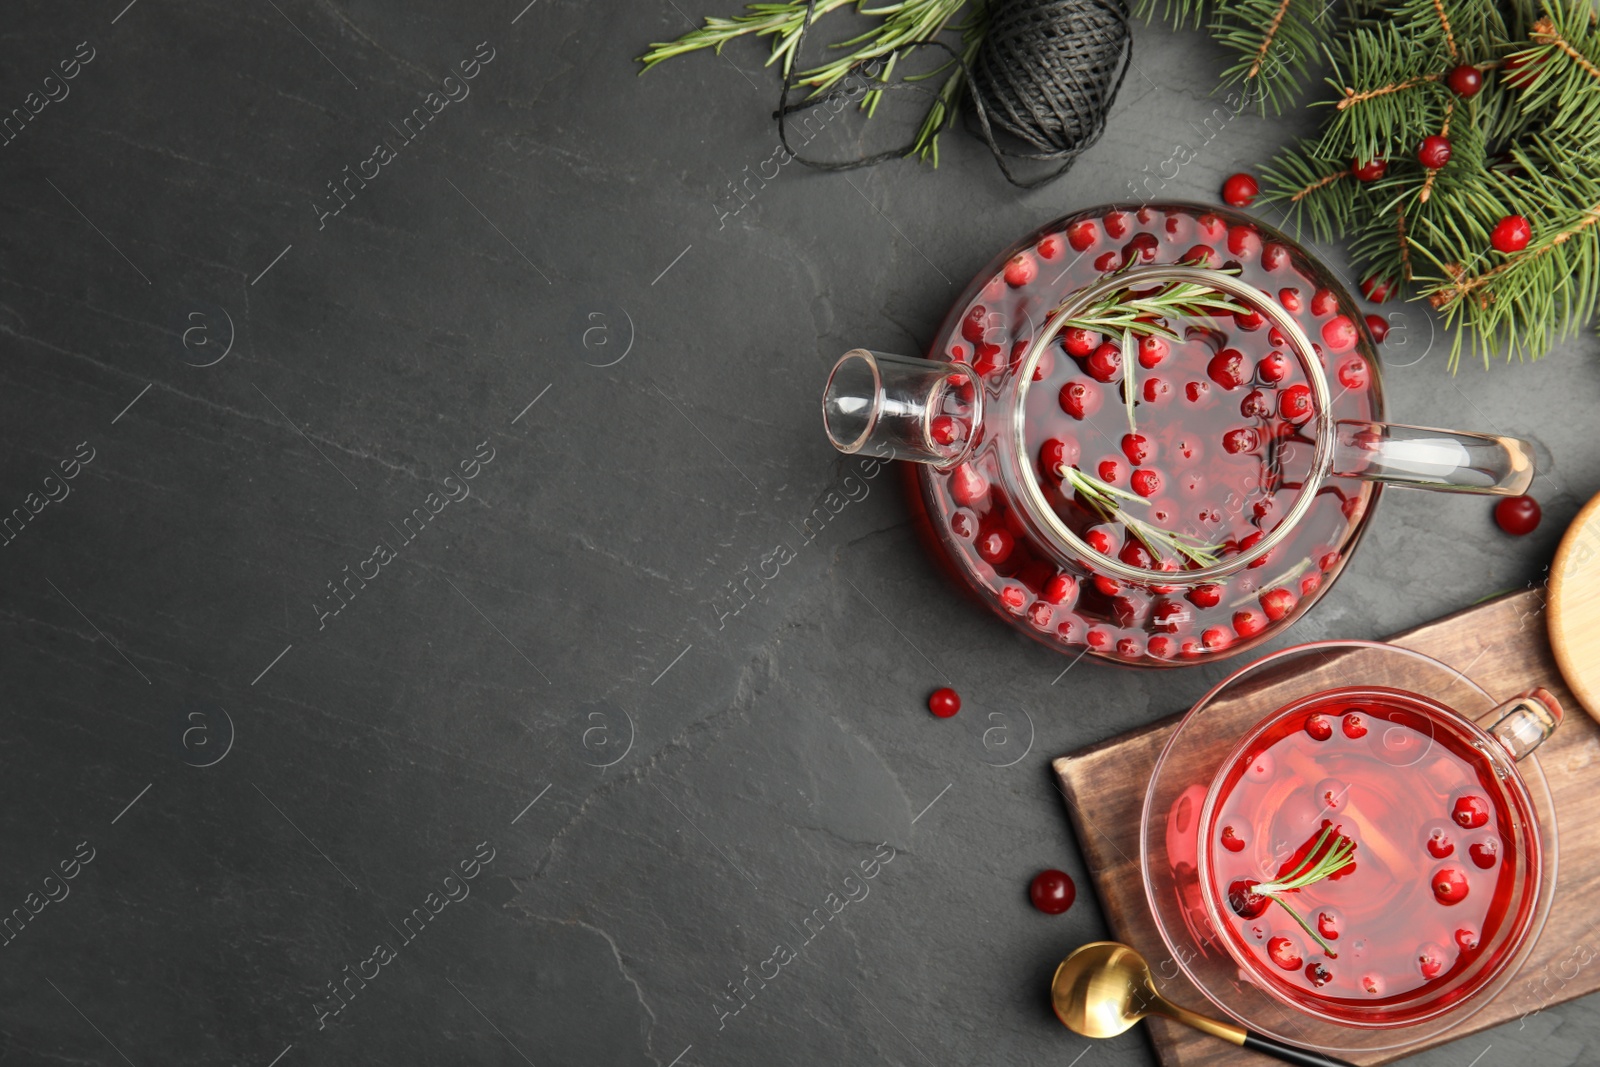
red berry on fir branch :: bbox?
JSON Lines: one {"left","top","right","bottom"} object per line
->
{"left": 1490, "top": 214, "right": 1532, "bottom": 254}
{"left": 1501, "top": 51, "right": 1545, "bottom": 89}
{"left": 1447, "top": 63, "right": 1484, "bottom": 97}
{"left": 1351, "top": 157, "right": 1389, "bottom": 182}
{"left": 1361, "top": 275, "right": 1394, "bottom": 303}
{"left": 1418, "top": 135, "right": 1453, "bottom": 170}
{"left": 1222, "top": 172, "right": 1259, "bottom": 207}
{"left": 1494, "top": 495, "right": 1541, "bottom": 536}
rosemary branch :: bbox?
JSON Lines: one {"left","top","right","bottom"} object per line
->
{"left": 1056, "top": 278, "right": 1251, "bottom": 340}
{"left": 1053, "top": 277, "right": 1246, "bottom": 435}
{"left": 1060, "top": 465, "right": 1223, "bottom": 567}
{"left": 1121, "top": 326, "right": 1137, "bottom": 433}
{"left": 1255, "top": 824, "right": 1357, "bottom": 957}
{"left": 637, "top": 0, "right": 976, "bottom": 161}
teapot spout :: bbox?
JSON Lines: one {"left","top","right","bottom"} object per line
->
{"left": 822, "top": 349, "right": 980, "bottom": 468}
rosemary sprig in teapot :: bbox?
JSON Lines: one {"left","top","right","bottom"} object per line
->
{"left": 1060, "top": 465, "right": 1224, "bottom": 567}
{"left": 1051, "top": 274, "right": 1250, "bottom": 434}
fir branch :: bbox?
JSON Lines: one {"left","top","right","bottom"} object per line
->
{"left": 1426, "top": 203, "right": 1600, "bottom": 307}
{"left": 1249, "top": 0, "right": 1296, "bottom": 78}
{"left": 1133, "top": 0, "right": 1208, "bottom": 30}
{"left": 1517, "top": 12, "right": 1600, "bottom": 130}
{"left": 1395, "top": 0, "right": 1506, "bottom": 56}
{"left": 1335, "top": 72, "right": 1443, "bottom": 109}
{"left": 1315, "top": 22, "right": 1456, "bottom": 164}
{"left": 1431, "top": 0, "right": 1460, "bottom": 58}
{"left": 1260, "top": 140, "right": 1359, "bottom": 243}
{"left": 1414, "top": 131, "right": 1600, "bottom": 366}
{"left": 1418, "top": 99, "right": 1455, "bottom": 203}
{"left": 1397, "top": 206, "right": 1413, "bottom": 280}
{"left": 1293, "top": 168, "right": 1351, "bottom": 200}
{"left": 1211, "top": 0, "right": 1332, "bottom": 113}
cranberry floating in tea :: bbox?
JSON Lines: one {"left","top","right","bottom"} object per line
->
{"left": 821, "top": 203, "right": 1536, "bottom": 667}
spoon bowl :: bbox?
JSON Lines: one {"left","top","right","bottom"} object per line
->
{"left": 1050, "top": 941, "right": 1155, "bottom": 1038}
{"left": 1050, "top": 941, "right": 1353, "bottom": 1067}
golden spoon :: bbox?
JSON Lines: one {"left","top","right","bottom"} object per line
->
{"left": 1050, "top": 941, "right": 1354, "bottom": 1067}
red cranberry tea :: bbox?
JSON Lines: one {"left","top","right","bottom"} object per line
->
{"left": 1206, "top": 687, "right": 1538, "bottom": 1022}
{"left": 916, "top": 203, "right": 1380, "bottom": 666}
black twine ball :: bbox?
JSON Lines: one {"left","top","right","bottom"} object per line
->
{"left": 967, "top": 0, "right": 1133, "bottom": 187}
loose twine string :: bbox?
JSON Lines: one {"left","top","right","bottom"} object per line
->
{"left": 775, "top": 0, "right": 1133, "bottom": 189}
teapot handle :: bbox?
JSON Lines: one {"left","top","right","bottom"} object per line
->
{"left": 1331, "top": 421, "right": 1535, "bottom": 496}
{"left": 1485, "top": 687, "right": 1564, "bottom": 762}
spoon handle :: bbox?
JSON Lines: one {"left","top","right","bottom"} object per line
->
{"left": 1242, "top": 1031, "right": 1356, "bottom": 1067}
{"left": 1160, "top": 999, "right": 1354, "bottom": 1065}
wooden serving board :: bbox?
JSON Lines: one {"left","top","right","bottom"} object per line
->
{"left": 1052, "top": 590, "right": 1600, "bottom": 1066}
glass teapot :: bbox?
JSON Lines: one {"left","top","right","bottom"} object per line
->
{"left": 821, "top": 202, "right": 1534, "bottom": 668}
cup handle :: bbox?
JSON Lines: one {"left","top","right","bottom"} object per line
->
{"left": 1332, "top": 421, "right": 1535, "bottom": 496}
{"left": 1485, "top": 687, "right": 1564, "bottom": 761}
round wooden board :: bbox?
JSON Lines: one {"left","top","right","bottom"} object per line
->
{"left": 1549, "top": 490, "right": 1600, "bottom": 722}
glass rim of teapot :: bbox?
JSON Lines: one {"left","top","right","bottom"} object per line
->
{"left": 1010, "top": 264, "right": 1336, "bottom": 584}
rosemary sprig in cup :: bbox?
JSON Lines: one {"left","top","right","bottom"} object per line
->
{"left": 1060, "top": 465, "right": 1223, "bottom": 568}
{"left": 1248, "top": 824, "right": 1357, "bottom": 957}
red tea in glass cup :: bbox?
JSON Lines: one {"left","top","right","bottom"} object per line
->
{"left": 1199, "top": 679, "right": 1561, "bottom": 1027}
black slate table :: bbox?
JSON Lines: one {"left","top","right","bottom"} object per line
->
{"left": 2, "top": 3, "right": 1597, "bottom": 1066}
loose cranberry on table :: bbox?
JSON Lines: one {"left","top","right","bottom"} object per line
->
{"left": 1029, "top": 868, "right": 1076, "bottom": 914}
{"left": 1490, "top": 214, "right": 1532, "bottom": 254}
{"left": 1494, "top": 495, "right": 1541, "bottom": 535}
{"left": 927, "top": 687, "right": 961, "bottom": 718}
{"left": 1221, "top": 172, "right": 1259, "bottom": 207}
{"left": 1365, "top": 314, "right": 1390, "bottom": 344}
